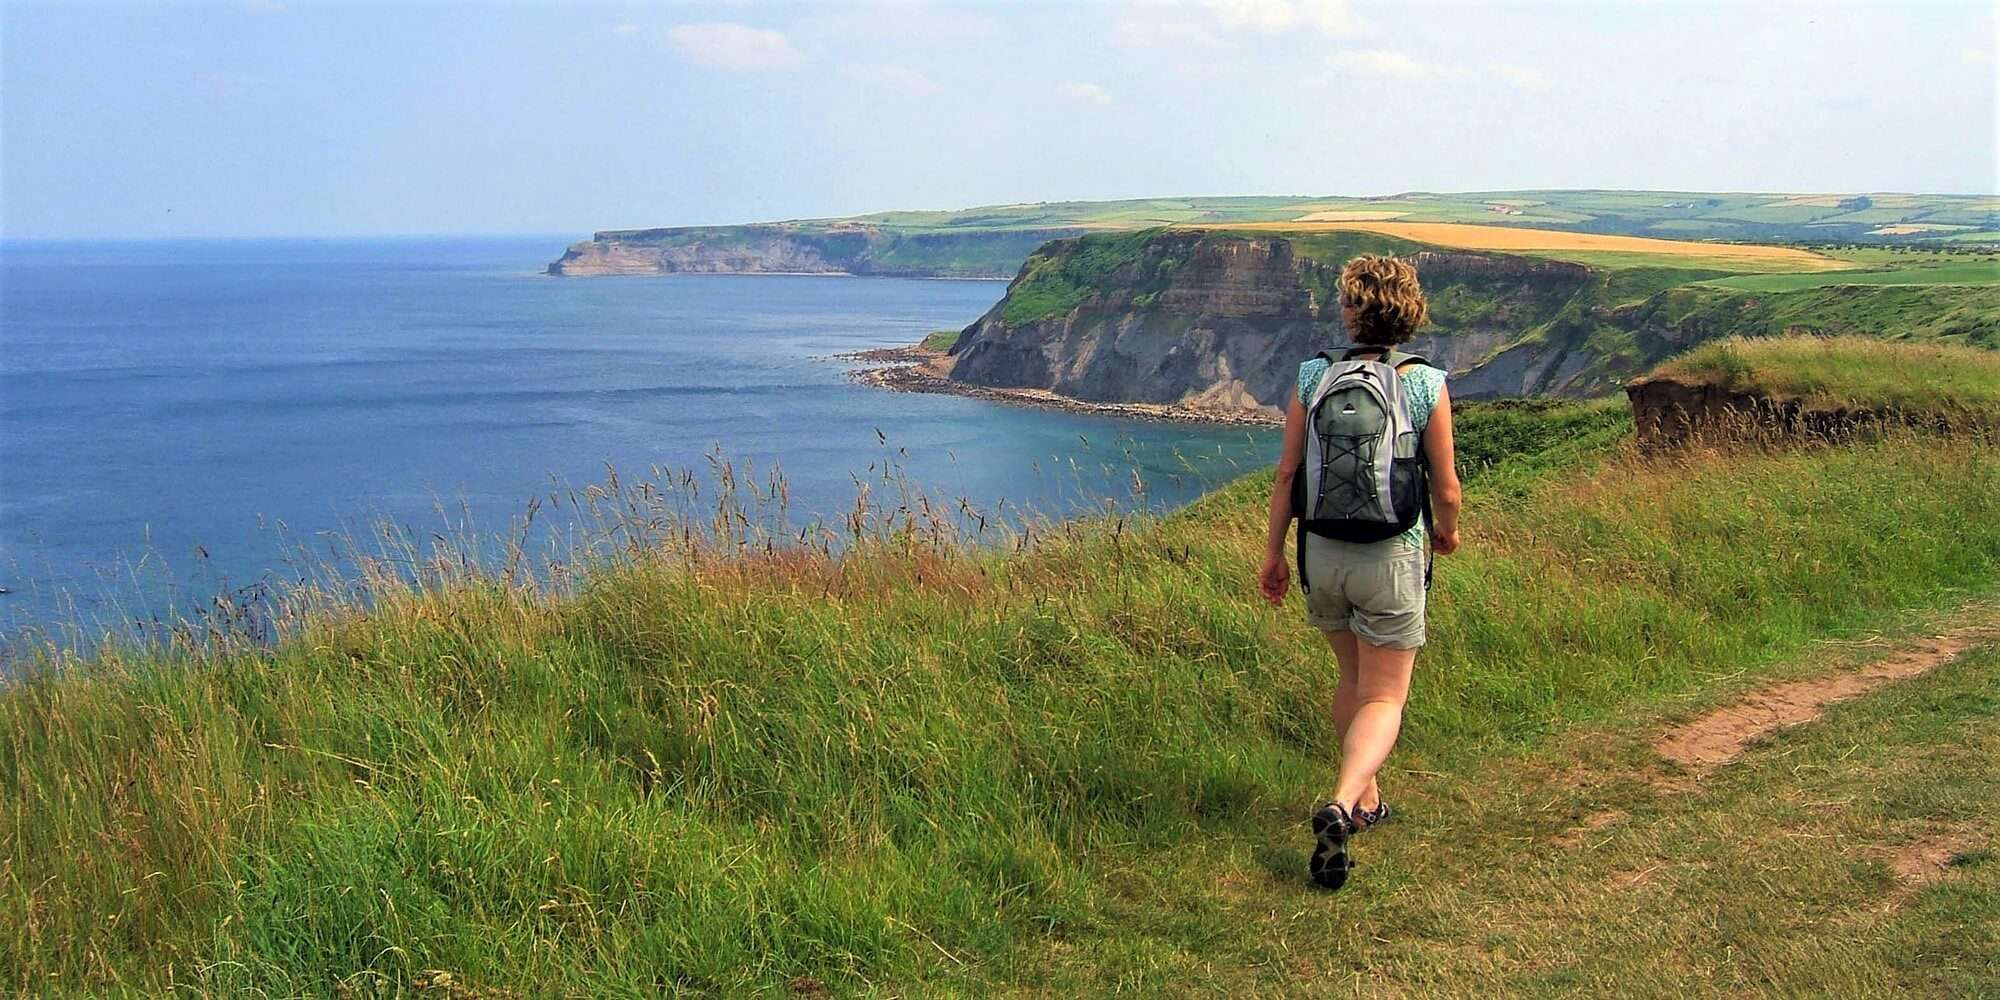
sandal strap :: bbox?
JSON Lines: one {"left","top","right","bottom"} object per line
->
{"left": 1354, "top": 800, "right": 1390, "bottom": 827}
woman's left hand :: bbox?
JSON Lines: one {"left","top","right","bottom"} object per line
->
{"left": 1257, "top": 553, "right": 1290, "bottom": 606}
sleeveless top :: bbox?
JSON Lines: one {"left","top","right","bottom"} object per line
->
{"left": 1297, "top": 355, "right": 1448, "bottom": 546}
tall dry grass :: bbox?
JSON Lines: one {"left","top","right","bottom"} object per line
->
{"left": 6, "top": 402, "right": 1999, "bottom": 995}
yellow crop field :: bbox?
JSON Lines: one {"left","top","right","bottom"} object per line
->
{"left": 1200, "top": 220, "right": 1854, "bottom": 271}
{"left": 1871, "top": 223, "right": 1974, "bottom": 236}
{"left": 1761, "top": 195, "right": 1847, "bottom": 208}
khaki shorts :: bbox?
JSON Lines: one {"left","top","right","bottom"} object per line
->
{"left": 1301, "top": 534, "right": 1428, "bottom": 649}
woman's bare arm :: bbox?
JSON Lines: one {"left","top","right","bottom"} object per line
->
{"left": 1422, "top": 383, "right": 1463, "bottom": 554}
{"left": 1258, "top": 394, "right": 1309, "bottom": 605}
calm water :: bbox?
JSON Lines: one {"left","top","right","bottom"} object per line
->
{"left": 0, "top": 238, "right": 1274, "bottom": 641}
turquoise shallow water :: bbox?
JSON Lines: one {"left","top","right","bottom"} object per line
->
{"left": 0, "top": 237, "right": 1275, "bottom": 641}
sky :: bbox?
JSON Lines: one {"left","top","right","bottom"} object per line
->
{"left": 3, "top": 0, "right": 1996, "bottom": 239}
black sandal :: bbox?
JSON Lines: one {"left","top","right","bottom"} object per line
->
{"left": 1309, "top": 803, "right": 1356, "bottom": 890}
{"left": 1353, "top": 800, "right": 1392, "bottom": 831}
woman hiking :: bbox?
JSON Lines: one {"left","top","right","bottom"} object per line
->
{"left": 1256, "top": 254, "right": 1463, "bottom": 891}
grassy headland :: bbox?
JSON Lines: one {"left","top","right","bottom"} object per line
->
{"left": 6, "top": 387, "right": 1999, "bottom": 994}
{"left": 941, "top": 226, "right": 1998, "bottom": 413}
{"left": 550, "top": 192, "right": 1999, "bottom": 279}
{"left": 1650, "top": 336, "right": 2000, "bottom": 415}
{"left": 917, "top": 329, "right": 961, "bottom": 353}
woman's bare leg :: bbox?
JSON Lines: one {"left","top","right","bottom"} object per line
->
{"left": 1322, "top": 629, "right": 1382, "bottom": 811}
{"left": 1330, "top": 638, "right": 1416, "bottom": 811}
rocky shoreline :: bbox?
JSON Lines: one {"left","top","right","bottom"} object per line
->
{"left": 841, "top": 345, "right": 1281, "bottom": 428}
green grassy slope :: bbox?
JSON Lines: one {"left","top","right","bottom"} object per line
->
{"left": 1621, "top": 283, "right": 2000, "bottom": 350}
{"left": 918, "top": 329, "right": 961, "bottom": 352}
{"left": 1700, "top": 248, "right": 2000, "bottom": 291}
{"left": 1034, "top": 625, "right": 2000, "bottom": 996}
{"left": 1649, "top": 336, "right": 2000, "bottom": 414}
{"left": 7, "top": 396, "right": 2000, "bottom": 995}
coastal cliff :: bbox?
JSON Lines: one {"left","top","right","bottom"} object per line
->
{"left": 547, "top": 224, "right": 1082, "bottom": 279}
{"left": 937, "top": 230, "right": 1998, "bottom": 415}
{"left": 945, "top": 231, "right": 1609, "bottom": 410}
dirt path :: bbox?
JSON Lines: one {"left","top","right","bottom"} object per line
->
{"left": 1552, "top": 605, "right": 2000, "bottom": 847}
{"left": 1653, "top": 606, "right": 2000, "bottom": 773}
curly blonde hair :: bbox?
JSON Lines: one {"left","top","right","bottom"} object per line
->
{"left": 1339, "top": 255, "right": 1430, "bottom": 345}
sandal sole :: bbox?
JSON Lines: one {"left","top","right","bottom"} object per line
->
{"left": 1309, "top": 806, "right": 1354, "bottom": 890}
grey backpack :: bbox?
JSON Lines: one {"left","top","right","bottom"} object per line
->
{"left": 1292, "top": 348, "right": 1432, "bottom": 588}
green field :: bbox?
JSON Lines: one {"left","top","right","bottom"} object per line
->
{"left": 1510, "top": 247, "right": 1838, "bottom": 273}
{"left": 1625, "top": 282, "right": 2000, "bottom": 350}
{"left": 1648, "top": 336, "right": 2000, "bottom": 415}
{"left": 1700, "top": 249, "right": 2000, "bottom": 291}
{"left": 8, "top": 376, "right": 2000, "bottom": 994}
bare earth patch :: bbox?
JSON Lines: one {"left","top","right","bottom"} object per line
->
{"left": 1554, "top": 808, "right": 1628, "bottom": 849}
{"left": 1877, "top": 828, "right": 1986, "bottom": 910}
{"left": 1889, "top": 830, "right": 1980, "bottom": 885}
{"left": 1653, "top": 613, "right": 2000, "bottom": 773}
{"left": 1605, "top": 864, "right": 1663, "bottom": 891}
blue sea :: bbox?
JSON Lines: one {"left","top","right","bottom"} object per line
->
{"left": 0, "top": 237, "right": 1274, "bottom": 644}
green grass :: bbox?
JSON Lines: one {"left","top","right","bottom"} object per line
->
{"left": 1701, "top": 251, "right": 2000, "bottom": 292}
{"left": 1057, "top": 627, "right": 2000, "bottom": 996}
{"left": 1619, "top": 282, "right": 2000, "bottom": 349}
{"left": 919, "top": 329, "right": 961, "bottom": 352}
{"left": 1651, "top": 336, "right": 2000, "bottom": 415}
{"left": 8, "top": 397, "right": 2000, "bottom": 994}
{"left": 996, "top": 229, "right": 1169, "bottom": 324}
{"left": 1515, "top": 247, "right": 1835, "bottom": 274}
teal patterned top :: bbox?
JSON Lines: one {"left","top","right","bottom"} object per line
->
{"left": 1297, "top": 356, "right": 1448, "bottom": 546}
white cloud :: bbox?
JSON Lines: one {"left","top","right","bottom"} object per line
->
{"left": 613, "top": 23, "right": 641, "bottom": 38}
{"left": 666, "top": 23, "right": 802, "bottom": 71}
{"left": 1206, "top": 0, "right": 1358, "bottom": 38}
{"left": 1489, "top": 62, "right": 1548, "bottom": 90}
{"left": 1057, "top": 81, "right": 1114, "bottom": 106}
{"left": 1965, "top": 46, "right": 1993, "bottom": 66}
{"left": 1327, "top": 49, "right": 1433, "bottom": 78}
{"left": 845, "top": 63, "right": 943, "bottom": 97}
{"left": 1114, "top": 14, "right": 1232, "bottom": 50}
{"left": 808, "top": 2, "right": 998, "bottom": 43}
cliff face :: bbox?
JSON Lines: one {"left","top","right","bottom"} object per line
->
{"left": 947, "top": 232, "right": 1604, "bottom": 409}
{"left": 947, "top": 233, "right": 1321, "bottom": 409}
{"left": 546, "top": 225, "right": 1084, "bottom": 279}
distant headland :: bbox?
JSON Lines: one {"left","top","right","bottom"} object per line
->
{"left": 554, "top": 191, "right": 1999, "bottom": 424}
{"left": 547, "top": 190, "right": 1998, "bottom": 278}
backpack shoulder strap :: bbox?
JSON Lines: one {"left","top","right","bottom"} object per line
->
{"left": 1301, "top": 351, "right": 1341, "bottom": 408}
{"left": 1341, "top": 346, "right": 1430, "bottom": 369}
